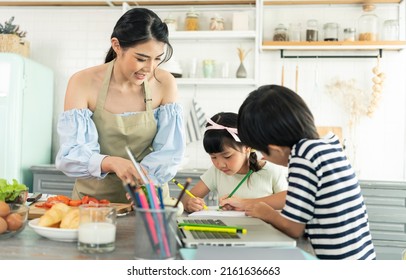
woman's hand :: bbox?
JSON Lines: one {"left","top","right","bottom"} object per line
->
{"left": 184, "top": 197, "right": 206, "bottom": 213}
{"left": 101, "top": 156, "right": 144, "bottom": 185}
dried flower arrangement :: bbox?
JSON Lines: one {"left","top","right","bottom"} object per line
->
{"left": 237, "top": 46, "right": 251, "bottom": 63}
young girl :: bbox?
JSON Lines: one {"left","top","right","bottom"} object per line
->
{"left": 182, "top": 112, "right": 288, "bottom": 213}
{"left": 236, "top": 84, "right": 376, "bottom": 260}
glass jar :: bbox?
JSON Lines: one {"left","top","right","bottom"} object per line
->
{"left": 185, "top": 9, "right": 199, "bottom": 31}
{"left": 210, "top": 15, "right": 225, "bottom": 31}
{"left": 382, "top": 19, "right": 399, "bottom": 41}
{"left": 289, "top": 23, "right": 301, "bottom": 42}
{"left": 343, "top": 28, "right": 356, "bottom": 41}
{"left": 306, "top": 19, "right": 318, "bottom": 42}
{"left": 323, "top": 22, "right": 339, "bottom": 41}
{"left": 358, "top": 4, "right": 379, "bottom": 41}
{"left": 164, "top": 15, "right": 177, "bottom": 32}
{"left": 273, "top": 24, "right": 288, "bottom": 41}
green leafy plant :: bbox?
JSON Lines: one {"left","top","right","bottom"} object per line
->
{"left": 0, "top": 16, "right": 27, "bottom": 38}
{"left": 0, "top": 178, "right": 28, "bottom": 202}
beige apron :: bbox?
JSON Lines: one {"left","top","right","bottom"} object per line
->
{"left": 72, "top": 59, "right": 170, "bottom": 203}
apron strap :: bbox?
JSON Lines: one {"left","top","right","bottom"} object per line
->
{"left": 96, "top": 59, "right": 115, "bottom": 110}
{"left": 143, "top": 79, "right": 153, "bottom": 112}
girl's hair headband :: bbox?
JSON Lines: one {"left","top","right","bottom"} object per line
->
{"left": 205, "top": 118, "right": 241, "bottom": 142}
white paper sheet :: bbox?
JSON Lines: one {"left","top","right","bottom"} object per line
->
{"left": 188, "top": 206, "right": 246, "bottom": 217}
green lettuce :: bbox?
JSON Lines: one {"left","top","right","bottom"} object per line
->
{"left": 0, "top": 178, "right": 28, "bottom": 202}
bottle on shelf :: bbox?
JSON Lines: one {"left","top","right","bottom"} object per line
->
{"left": 185, "top": 7, "right": 199, "bottom": 31}
{"left": 382, "top": 19, "right": 399, "bottom": 41}
{"left": 210, "top": 14, "right": 225, "bottom": 31}
{"left": 323, "top": 22, "right": 339, "bottom": 41}
{"left": 358, "top": 4, "right": 379, "bottom": 41}
{"left": 289, "top": 23, "right": 301, "bottom": 42}
{"left": 343, "top": 27, "right": 356, "bottom": 41}
{"left": 273, "top": 24, "right": 288, "bottom": 41}
{"left": 306, "top": 19, "right": 318, "bottom": 42}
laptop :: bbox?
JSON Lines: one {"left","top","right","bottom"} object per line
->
{"left": 177, "top": 215, "right": 296, "bottom": 248}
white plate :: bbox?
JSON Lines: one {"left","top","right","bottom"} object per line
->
{"left": 28, "top": 218, "right": 78, "bottom": 242}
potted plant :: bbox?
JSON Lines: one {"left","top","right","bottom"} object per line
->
{"left": 0, "top": 16, "right": 29, "bottom": 57}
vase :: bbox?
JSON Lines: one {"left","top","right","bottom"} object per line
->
{"left": 236, "top": 62, "right": 247, "bottom": 78}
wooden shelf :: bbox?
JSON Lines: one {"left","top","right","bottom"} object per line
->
{"left": 0, "top": 0, "right": 256, "bottom": 6}
{"left": 263, "top": 0, "right": 403, "bottom": 5}
{"left": 262, "top": 41, "right": 406, "bottom": 50}
{"left": 175, "top": 78, "right": 257, "bottom": 86}
{"left": 169, "top": 31, "right": 256, "bottom": 40}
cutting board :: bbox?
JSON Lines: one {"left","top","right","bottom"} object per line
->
{"left": 28, "top": 202, "right": 133, "bottom": 220}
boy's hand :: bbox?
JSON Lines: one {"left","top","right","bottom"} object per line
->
{"left": 245, "top": 202, "right": 274, "bottom": 223}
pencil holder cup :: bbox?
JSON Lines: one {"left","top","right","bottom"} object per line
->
{"left": 134, "top": 207, "right": 179, "bottom": 260}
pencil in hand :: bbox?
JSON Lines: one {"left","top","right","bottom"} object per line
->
{"left": 172, "top": 178, "right": 208, "bottom": 210}
{"left": 219, "top": 169, "right": 253, "bottom": 209}
{"left": 174, "top": 177, "right": 192, "bottom": 208}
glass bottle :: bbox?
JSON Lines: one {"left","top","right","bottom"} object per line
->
{"left": 382, "top": 19, "right": 399, "bottom": 41}
{"left": 323, "top": 22, "right": 339, "bottom": 41}
{"left": 164, "top": 14, "right": 177, "bottom": 32}
{"left": 358, "top": 4, "right": 379, "bottom": 41}
{"left": 273, "top": 24, "right": 288, "bottom": 41}
{"left": 306, "top": 19, "right": 318, "bottom": 42}
{"left": 210, "top": 14, "right": 225, "bottom": 31}
{"left": 289, "top": 23, "right": 301, "bottom": 42}
{"left": 185, "top": 8, "right": 199, "bottom": 31}
{"left": 343, "top": 28, "right": 356, "bottom": 41}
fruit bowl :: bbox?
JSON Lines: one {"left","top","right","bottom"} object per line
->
{"left": 0, "top": 203, "right": 29, "bottom": 239}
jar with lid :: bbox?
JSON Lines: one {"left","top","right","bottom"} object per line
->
{"left": 358, "top": 4, "right": 379, "bottom": 41}
{"left": 323, "top": 22, "right": 339, "bottom": 41}
{"left": 343, "top": 28, "right": 356, "bottom": 41}
{"left": 273, "top": 24, "right": 288, "bottom": 41}
{"left": 289, "top": 23, "right": 301, "bottom": 42}
{"left": 164, "top": 14, "right": 177, "bottom": 32}
{"left": 185, "top": 8, "right": 199, "bottom": 31}
{"left": 382, "top": 19, "right": 399, "bottom": 41}
{"left": 210, "top": 14, "right": 225, "bottom": 31}
{"left": 306, "top": 19, "right": 318, "bottom": 42}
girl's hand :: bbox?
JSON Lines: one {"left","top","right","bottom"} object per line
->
{"left": 245, "top": 202, "right": 274, "bottom": 223}
{"left": 219, "top": 195, "right": 246, "bottom": 211}
{"left": 184, "top": 197, "right": 206, "bottom": 213}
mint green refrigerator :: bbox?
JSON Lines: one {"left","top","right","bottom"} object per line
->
{"left": 0, "top": 53, "right": 54, "bottom": 190}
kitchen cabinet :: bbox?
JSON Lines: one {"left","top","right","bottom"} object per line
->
{"left": 259, "top": 0, "right": 406, "bottom": 57}
{"left": 360, "top": 180, "right": 406, "bottom": 260}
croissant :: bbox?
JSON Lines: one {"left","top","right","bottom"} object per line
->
{"left": 38, "top": 203, "right": 71, "bottom": 227}
{"left": 60, "top": 208, "right": 80, "bottom": 229}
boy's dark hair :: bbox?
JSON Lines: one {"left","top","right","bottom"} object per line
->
{"left": 237, "top": 85, "right": 319, "bottom": 155}
{"left": 105, "top": 7, "right": 173, "bottom": 65}
{"left": 204, "top": 112, "right": 261, "bottom": 172}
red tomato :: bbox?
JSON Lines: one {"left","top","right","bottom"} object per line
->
{"left": 98, "top": 199, "right": 110, "bottom": 205}
{"left": 88, "top": 197, "right": 99, "bottom": 204}
{"left": 68, "top": 200, "right": 82, "bottom": 207}
{"left": 81, "top": 196, "right": 89, "bottom": 204}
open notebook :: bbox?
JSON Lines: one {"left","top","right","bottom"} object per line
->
{"left": 177, "top": 215, "right": 296, "bottom": 248}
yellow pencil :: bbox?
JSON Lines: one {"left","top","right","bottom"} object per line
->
{"left": 182, "top": 225, "right": 247, "bottom": 234}
{"left": 172, "top": 179, "right": 208, "bottom": 210}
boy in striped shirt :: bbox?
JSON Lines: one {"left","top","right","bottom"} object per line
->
{"left": 236, "top": 85, "right": 376, "bottom": 260}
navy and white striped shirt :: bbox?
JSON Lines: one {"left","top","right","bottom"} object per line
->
{"left": 281, "top": 133, "right": 376, "bottom": 260}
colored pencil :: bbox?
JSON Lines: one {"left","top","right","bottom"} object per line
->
{"left": 219, "top": 169, "right": 253, "bottom": 209}
{"left": 181, "top": 225, "right": 247, "bottom": 234}
{"left": 172, "top": 179, "right": 208, "bottom": 210}
{"left": 174, "top": 178, "right": 192, "bottom": 208}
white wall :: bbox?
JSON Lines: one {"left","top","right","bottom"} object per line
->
{"left": 1, "top": 5, "right": 405, "bottom": 181}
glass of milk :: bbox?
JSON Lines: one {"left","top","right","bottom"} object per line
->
{"left": 77, "top": 204, "right": 117, "bottom": 254}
